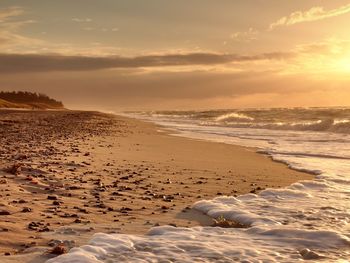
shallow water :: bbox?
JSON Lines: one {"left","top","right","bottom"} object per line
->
{"left": 49, "top": 108, "right": 350, "bottom": 262}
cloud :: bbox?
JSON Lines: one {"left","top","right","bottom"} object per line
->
{"left": 230, "top": 28, "right": 258, "bottom": 42}
{"left": 0, "top": 6, "right": 23, "bottom": 22}
{"left": 0, "top": 52, "right": 293, "bottom": 73}
{"left": 2, "top": 66, "right": 348, "bottom": 110}
{"left": 83, "top": 27, "right": 119, "bottom": 32}
{"left": 82, "top": 27, "right": 95, "bottom": 31}
{"left": 72, "top": 18, "right": 92, "bottom": 23}
{"left": 0, "top": 6, "right": 41, "bottom": 48}
{"left": 270, "top": 3, "right": 350, "bottom": 29}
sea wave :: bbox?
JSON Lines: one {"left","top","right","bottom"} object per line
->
{"left": 143, "top": 108, "right": 350, "bottom": 134}
{"left": 212, "top": 119, "right": 350, "bottom": 134}
{"left": 215, "top": 112, "right": 255, "bottom": 122}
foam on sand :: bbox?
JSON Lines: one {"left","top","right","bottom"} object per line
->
{"left": 48, "top": 109, "right": 350, "bottom": 262}
{"left": 47, "top": 224, "right": 349, "bottom": 262}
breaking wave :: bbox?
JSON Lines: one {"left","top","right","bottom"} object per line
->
{"left": 222, "top": 118, "right": 350, "bottom": 134}
{"left": 141, "top": 108, "right": 350, "bottom": 134}
{"left": 215, "top": 112, "right": 255, "bottom": 122}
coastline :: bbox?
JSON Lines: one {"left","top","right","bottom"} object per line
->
{"left": 0, "top": 110, "right": 313, "bottom": 262}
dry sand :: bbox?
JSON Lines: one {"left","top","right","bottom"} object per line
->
{"left": 0, "top": 110, "right": 313, "bottom": 262}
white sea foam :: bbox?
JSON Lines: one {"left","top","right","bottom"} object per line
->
{"left": 47, "top": 225, "right": 349, "bottom": 263}
{"left": 215, "top": 112, "right": 254, "bottom": 122}
{"left": 49, "top": 109, "right": 350, "bottom": 262}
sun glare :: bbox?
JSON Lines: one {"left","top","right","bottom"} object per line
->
{"left": 296, "top": 49, "right": 350, "bottom": 76}
{"left": 333, "top": 56, "right": 350, "bottom": 72}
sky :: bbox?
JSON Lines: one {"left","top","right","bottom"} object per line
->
{"left": 0, "top": 0, "right": 350, "bottom": 110}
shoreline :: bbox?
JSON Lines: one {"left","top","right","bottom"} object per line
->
{"left": 0, "top": 110, "right": 314, "bottom": 262}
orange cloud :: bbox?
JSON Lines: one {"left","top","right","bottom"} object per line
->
{"left": 0, "top": 6, "right": 41, "bottom": 49}
{"left": 230, "top": 28, "right": 258, "bottom": 42}
{"left": 270, "top": 3, "right": 350, "bottom": 29}
{"left": 0, "top": 6, "right": 23, "bottom": 22}
{"left": 0, "top": 52, "right": 293, "bottom": 73}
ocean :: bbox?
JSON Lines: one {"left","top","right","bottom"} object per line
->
{"left": 49, "top": 108, "right": 350, "bottom": 262}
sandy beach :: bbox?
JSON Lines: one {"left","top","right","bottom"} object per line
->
{"left": 0, "top": 110, "right": 313, "bottom": 262}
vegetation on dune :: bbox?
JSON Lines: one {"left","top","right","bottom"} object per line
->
{"left": 0, "top": 91, "right": 64, "bottom": 109}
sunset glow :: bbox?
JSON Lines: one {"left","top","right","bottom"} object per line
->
{"left": 0, "top": 2, "right": 350, "bottom": 262}
{"left": 0, "top": 1, "right": 350, "bottom": 110}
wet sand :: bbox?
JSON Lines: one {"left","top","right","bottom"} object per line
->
{"left": 0, "top": 110, "right": 313, "bottom": 262}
